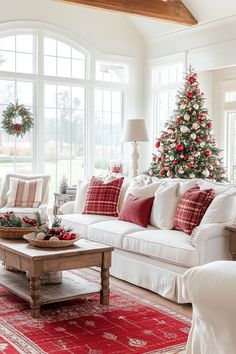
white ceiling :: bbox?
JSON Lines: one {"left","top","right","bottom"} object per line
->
{"left": 126, "top": 0, "right": 236, "bottom": 40}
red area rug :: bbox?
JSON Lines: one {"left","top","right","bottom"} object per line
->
{"left": 0, "top": 271, "right": 191, "bottom": 354}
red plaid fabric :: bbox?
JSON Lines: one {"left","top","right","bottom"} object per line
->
{"left": 83, "top": 177, "right": 124, "bottom": 216}
{"left": 174, "top": 186, "right": 215, "bottom": 235}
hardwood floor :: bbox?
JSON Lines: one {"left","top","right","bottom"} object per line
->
{"left": 81, "top": 268, "right": 192, "bottom": 319}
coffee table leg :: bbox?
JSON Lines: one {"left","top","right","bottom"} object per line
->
{"left": 100, "top": 252, "right": 111, "bottom": 305}
{"left": 30, "top": 277, "right": 41, "bottom": 318}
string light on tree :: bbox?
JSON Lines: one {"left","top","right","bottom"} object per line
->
{"left": 145, "top": 65, "right": 226, "bottom": 181}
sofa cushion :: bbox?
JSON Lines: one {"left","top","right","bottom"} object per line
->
{"left": 125, "top": 181, "right": 161, "bottom": 200}
{"left": 0, "top": 207, "right": 40, "bottom": 217}
{"left": 150, "top": 183, "right": 180, "bottom": 229}
{"left": 123, "top": 230, "right": 199, "bottom": 267}
{"left": 119, "top": 193, "right": 155, "bottom": 227}
{"left": 174, "top": 186, "right": 215, "bottom": 235}
{"left": 73, "top": 180, "right": 89, "bottom": 213}
{"left": 87, "top": 220, "right": 155, "bottom": 248}
{"left": 83, "top": 177, "right": 124, "bottom": 216}
{"left": 60, "top": 214, "right": 117, "bottom": 237}
{"left": 197, "top": 179, "right": 232, "bottom": 196}
{"left": 200, "top": 188, "right": 236, "bottom": 225}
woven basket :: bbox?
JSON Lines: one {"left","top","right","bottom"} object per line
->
{"left": 0, "top": 226, "right": 37, "bottom": 239}
{"left": 23, "top": 233, "right": 80, "bottom": 248}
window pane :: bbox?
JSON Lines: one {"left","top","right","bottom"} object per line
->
{"left": 0, "top": 50, "right": 15, "bottom": 72}
{"left": 16, "top": 35, "right": 33, "bottom": 53}
{"left": 45, "top": 85, "right": 56, "bottom": 108}
{"left": 0, "top": 36, "right": 15, "bottom": 51}
{"left": 16, "top": 53, "right": 33, "bottom": 74}
{"left": 94, "top": 89, "right": 123, "bottom": 176}
{"left": 72, "top": 48, "right": 84, "bottom": 60}
{"left": 225, "top": 91, "right": 236, "bottom": 102}
{"left": 72, "top": 87, "right": 84, "bottom": 109}
{"left": 57, "top": 41, "right": 71, "bottom": 58}
{"left": 16, "top": 81, "right": 33, "bottom": 106}
{"left": 57, "top": 57, "right": 71, "bottom": 77}
{"left": 57, "top": 86, "right": 70, "bottom": 108}
{"left": 72, "top": 59, "right": 85, "bottom": 79}
{"left": 44, "top": 56, "right": 56, "bottom": 76}
{"left": 0, "top": 80, "right": 15, "bottom": 103}
{"left": 44, "top": 37, "right": 56, "bottom": 56}
{"left": 226, "top": 112, "right": 236, "bottom": 183}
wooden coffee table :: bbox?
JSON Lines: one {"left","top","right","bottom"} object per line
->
{"left": 0, "top": 238, "right": 114, "bottom": 318}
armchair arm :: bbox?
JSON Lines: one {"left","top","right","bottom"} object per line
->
{"left": 191, "top": 223, "right": 231, "bottom": 264}
{"left": 59, "top": 201, "right": 75, "bottom": 215}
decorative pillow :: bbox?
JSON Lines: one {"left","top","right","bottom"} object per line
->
{"left": 125, "top": 181, "right": 162, "bottom": 200}
{"left": 6, "top": 177, "right": 43, "bottom": 208}
{"left": 83, "top": 177, "right": 124, "bottom": 216}
{"left": 119, "top": 193, "right": 155, "bottom": 227}
{"left": 73, "top": 179, "right": 90, "bottom": 213}
{"left": 174, "top": 186, "right": 215, "bottom": 235}
{"left": 200, "top": 188, "right": 236, "bottom": 225}
{"left": 150, "top": 183, "right": 180, "bottom": 229}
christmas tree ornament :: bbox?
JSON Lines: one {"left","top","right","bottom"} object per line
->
{"left": 190, "top": 133, "right": 196, "bottom": 139}
{"left": 180, "top": 126, "right": 189, "bottom": 133}
{"left": 184, "top": 114, "right": 190, "bottom": 121}
{"left": 202, "top": 169, "right": 210, "bottom": 177}
{"left": 145, "top": 65, "right": 226, "bottom": 181}
{"left": 188, "top": 76, "right": 196, "bottom": 84}
{"left": 155, "top": 140, "right": 160, "bottom": 148}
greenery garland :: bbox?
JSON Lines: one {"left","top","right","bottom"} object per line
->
{"left": 2, "top": 101, "right": 34, "bottom": 137}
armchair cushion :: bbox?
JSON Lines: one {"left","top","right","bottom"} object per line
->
{"left": 6, "top": 177, "right": 43, "bottom": 208}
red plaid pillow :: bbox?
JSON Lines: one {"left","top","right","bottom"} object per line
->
{"left": 174, "top": 186, "right": 215, "bottom": 235}
{"left": 83, "top": 177, "right": 124, "bottom": 216}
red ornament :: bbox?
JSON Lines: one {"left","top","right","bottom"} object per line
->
{"left": 176, "top": 144, "right": 184, "bottom": 152}
{"left": 187, "top": 92, "right": 193, "bottom": 99}
{"left": 160, "top": 134, "right": 164, "bottom": 139}
{"left": 199, "top": 114, "right": 205, "bottom": 120}
{"left": 207, "top": 122, "right": 212, "bottom": 128}
{"left": 196, "top": 137, "right": 202, "bottom": 143}
{"left": 189, "top": 163, "right": 195, "bottom": 168}
{"left": 155, "top": 140, "right": 160, "bottom": 149}
{"left": 176, "top": 117, "right": 181, "bottom": 123}
{"left": 188, "top": 76, "right": 196, "bottom": 84}
{"left": 173, "top": 160, "right": 178, "bottom": 165}
{"left": 211, "top": 173, "right": 216, "bottom": 179}
{"left": 160, "top": 169, "right": 166, "bottom": 175}
{"left": 183, "top": 156, "right": 188, "bottom": 161}
{"left": 152, "top": 155, "right": 157, "bottom": 162}
{"left": 205, "top": 135, "right": 209, "bottom": 141}
{"left": 196, "top": 88, "right": 200, "bottom": 94}
{"left": 205, "top": 150, "right": 211, "bottom": 157}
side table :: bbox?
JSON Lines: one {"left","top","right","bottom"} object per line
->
{"left": 53, "top": 193, "right": 76, "bottom": 215}
{"left": 225, "top": 225, "right": 236, "bottom": 260}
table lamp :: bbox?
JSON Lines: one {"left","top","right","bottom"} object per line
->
{"left": 121, "top": 118, "right": 149, "bottom": 177}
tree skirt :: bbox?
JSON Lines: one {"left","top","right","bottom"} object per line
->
{"left": 0, "top": 271, "right": 191, "bottom": 354}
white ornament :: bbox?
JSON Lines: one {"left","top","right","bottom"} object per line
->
{"left": 178, "top": 167, "right": 185, "bottom": 174}
{"left": 201, "top": 123, "right": 206, "bottom": 127}
{"left": 190, "top": 133, "right": 196, "bottom": 139}
{"left": 159, "top": 144, "right": 164, "bottom": 153}
{"left": 221, "top": 173, "right": 226, "bottom": 178}
{"left": 193, "top": 103, "right": 199, "bottom": 110}
{"left": 202, "top": 169, "right": 210, "bottom": 177}
{"left": 193, "top": 122, "right": 199, "bottom": 130}
{"left": 36, "top": 232, "right": 46, "bottom": 240}
{"left": 200, "top": 141, "right": 205, "bottom": 148}
{"left": 184, "top": 114, "right": 190, "bottom": 121}
{"left": 167, "top": 171, "right": 171, "bottom": 177}
{"left": 215, "top": 161, "right": 220, "bottom": 166}
{"left": 194, "top": 151, "right": 200, "bottom": 157}
{"left": 180, "top": 104, "right": 187, "bottom": 109}
{"left": 49, "top": 236, "right": 60, "bottom": 241}
{"left": 189, "top": 173, "right": 196, "bottom": 179}
{"left": 180, "top": 125, "right": 189, "bottom": 133}
{"left": 169, "top": 156, "right": 174, "bottom": 161}
{"left": 208, "top": 165, "right": 213, "bottom": 170}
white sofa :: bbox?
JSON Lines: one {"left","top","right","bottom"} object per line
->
{"left": 59, "top": 177, "right": 235, "bottom": 303}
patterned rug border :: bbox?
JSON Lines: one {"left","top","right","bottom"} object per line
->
{"left": 71, "top": 269, "right": 192, "bottom": 326}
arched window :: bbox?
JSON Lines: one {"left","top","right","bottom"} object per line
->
{"left": 0, "top": 28, "right": 128, "bottom": 197}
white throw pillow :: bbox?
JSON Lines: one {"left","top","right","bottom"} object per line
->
{"left": 200, "top": 188, "right": 236, "bottom": 225}
{"left": 125, "top": 181, "right": 162, "bottom": 200}
{"left": 6, "top": 177, "right": 43, "bottom": 208}
{"left": 150, "top": 183, "right": 180, "bottom": 229}
{"left": 73, "top": 180, "right": 89, "bottom": 213}
{"left": 198, "top": 179, "right": 231, "bottom": 196}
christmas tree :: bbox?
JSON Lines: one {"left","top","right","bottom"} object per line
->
{"left": 59, "top": 175, "right": 68, "bottom": 194}
{"left": 146, "top": 66, "right": 226, "bottom": 182}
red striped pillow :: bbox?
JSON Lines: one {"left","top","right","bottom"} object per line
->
{"left": 174, "top": 186, "right": 215, "bottom": 235}
{"left": 6, "top": 177, "right": 43, "bottom": 208}
{"left": 83, "top": 177, "right": 124, "bottom": 216}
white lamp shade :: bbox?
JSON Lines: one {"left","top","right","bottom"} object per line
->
{"left": 121, "top": 119, "right": 149, "bottom": 142}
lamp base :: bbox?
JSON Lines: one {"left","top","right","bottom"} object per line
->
{"left": 131, "top": 142, "right": 139, "bottom": 177}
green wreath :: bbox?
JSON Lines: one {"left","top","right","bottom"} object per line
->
{"left": 2, "top": 101, "right": 34, "bottom": 138}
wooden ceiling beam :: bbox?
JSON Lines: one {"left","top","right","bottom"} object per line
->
{"left": 55, "top": 0, "right": 198, "bottom": 26}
